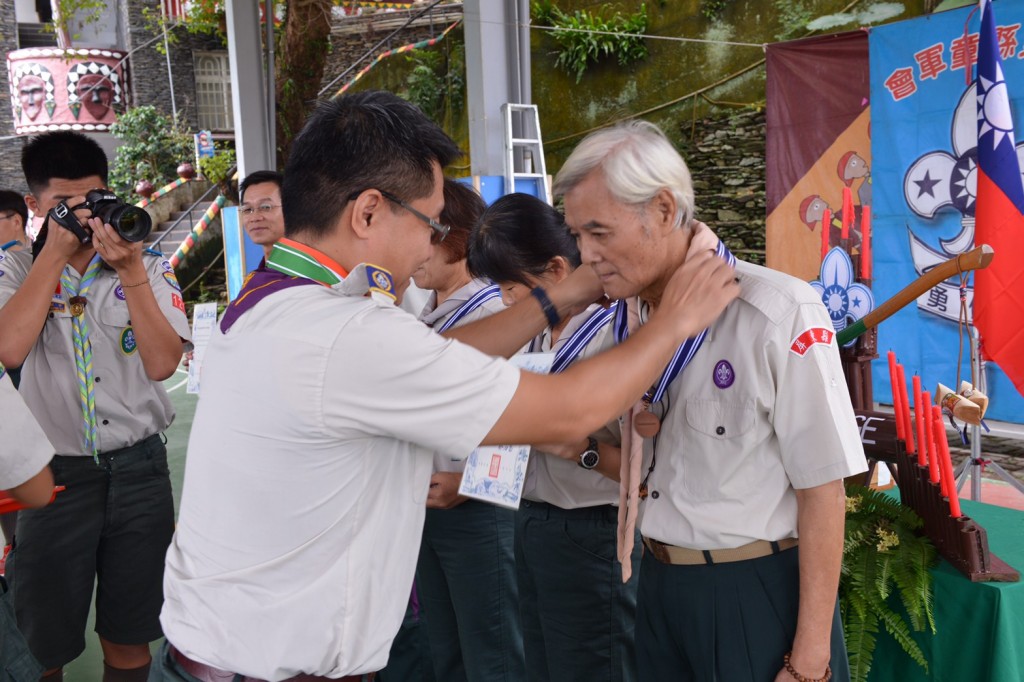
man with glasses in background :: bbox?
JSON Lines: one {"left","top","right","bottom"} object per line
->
{"left": 238, "top": 171, "right": 285, "bottom": 262}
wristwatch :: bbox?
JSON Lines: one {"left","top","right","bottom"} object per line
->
{"left": 578, "top": 437, "right": 600, "bottom": 470}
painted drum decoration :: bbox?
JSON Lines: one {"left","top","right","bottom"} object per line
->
{"left": 7, "top": 47, "right": 129, "bottom": 135}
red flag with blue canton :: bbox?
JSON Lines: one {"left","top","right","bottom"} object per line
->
{"left": 975, "top": 0, "right": 1024, "bottom": 397}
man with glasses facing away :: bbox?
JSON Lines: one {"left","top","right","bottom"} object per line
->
{"left": 156, "top": 90, "right": 739, "bottom": 681}
{"left": 238, "top": 171, "right": 285, "bottom": 262}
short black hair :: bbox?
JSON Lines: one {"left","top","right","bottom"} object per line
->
{"left": 281, "top": 90, "right": 462, "bottom": 239}
{"left": 239, "top": 170, "right": 283, "bottom": 202}
{"left": 21, "top": 131, "right": 108, "bottom": 194}
{"left": 468, "top": 193, "right": 580, "bottom": 286}
{"left": 0, "top": 190, "right": 28, "bottom": 225}
{"left": 438, "top": 179, "right": 485, "bottom": 264}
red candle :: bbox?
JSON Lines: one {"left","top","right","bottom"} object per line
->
{"left": 860, "top": 205, "right": 871, "bottom": 280}
{"left": 931, "top": 406, "right": 950, "bottom": 498}
{"left": 897, "top": 364, "right": 915, "bottom": 454}
{"left": 821, "top": 208, "right": 832, "bottom": 261}
{"left": 913, "top": 375, "right": 927, "bottom": 467}
{"left": 841, "top": 187, "right": 852, "bottom": 240}
{"left": 923, "top": 391, "right": 940, "bottom": 484}
{"left": 887, "top": 351, "right": 905, "bottom": 441}
{"left": 932, "top": 405, "right": 962, "bottom": 517}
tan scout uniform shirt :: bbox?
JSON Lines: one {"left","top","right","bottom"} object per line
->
{"left": 419, "top": 278, "right": 507, "bottom": 473}
{"left": 524, "top": 303, "right": 623, "bottom": 509}
{"left": 0, "top": 249, "right": 192, "bottom": 456}
{"left": 0, "top": 368, "right": 54, "bottom": 490}
{"left": 637, "top": 260, "right": 867, "bottom": 550}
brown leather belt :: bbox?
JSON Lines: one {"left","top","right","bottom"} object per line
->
{"left": 170, "top": 645, "right": 372, "bottom": 682}
{"left": 643, "top": 536, "right": 799, "bottom": 565}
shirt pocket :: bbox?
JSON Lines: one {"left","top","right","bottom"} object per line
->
{"left": 97, "top": 305, "right": 137, "bottom": 355}
{"left": 680, "top": 398, "right": 757, "bottom": 501}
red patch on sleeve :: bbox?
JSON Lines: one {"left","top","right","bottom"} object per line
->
{"left": 789, "top": 327, "right": 834, "bottom": 356}
{"left": 171, "top": 293, "right": 185, "bottom": 313}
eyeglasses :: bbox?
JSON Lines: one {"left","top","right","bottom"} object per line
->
{"left": 348, "top": 189, "right": 449, "bottom": 244}
{"left": 240, "top": 203, "right": 281, "bottom": 217}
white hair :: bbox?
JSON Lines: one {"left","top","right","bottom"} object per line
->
{"left": 552, "top": 120, "right": 695, "bottom": 229}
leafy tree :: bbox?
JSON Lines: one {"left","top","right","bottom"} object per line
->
{"left": 108, "top": 106, "right": 194, "bottom": 198}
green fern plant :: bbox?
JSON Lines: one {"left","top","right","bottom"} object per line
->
{"left": 533, "top": 2, "right": 649, "bottom": 84}
{"left": 840, "top": 484, "right": 937, "bottom": 682}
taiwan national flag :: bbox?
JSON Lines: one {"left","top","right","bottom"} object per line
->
{"left": 975, "top": 0, "right": 1024, "bottom": 397}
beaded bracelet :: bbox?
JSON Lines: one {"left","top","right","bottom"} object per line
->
{"left": 530, "top": 286, "right": 561, "bottom": 328}
{"left": 783, "top": 652, "right": 831, "bottom": 682}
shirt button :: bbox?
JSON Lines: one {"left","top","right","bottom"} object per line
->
{"left": 95, "top": 376, "right": 101, "bottom": 382}
{"left": 102, "top": 419, "right": 109, "bottom": 425}
{"left": 716, "top": 426, "right": 725, "bottom": 435}
{"left": 651, "top": 490, "right": 660, "bottom": 499}
{"left": 48, "top": 312, "right": 55, "bottom": 319}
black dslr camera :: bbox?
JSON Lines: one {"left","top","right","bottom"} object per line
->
{"left": 48, "top": 189, "right": 153, "bottom": 244}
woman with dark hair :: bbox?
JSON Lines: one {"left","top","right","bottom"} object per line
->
{"left": 468, "top": 193, "right": 641, "bottom": 682}
{"left": 407, "top": 178, "right": 525, "bottom": 682}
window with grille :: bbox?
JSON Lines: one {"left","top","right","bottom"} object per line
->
{"left": 194, "top": 52, "right": 233, "bottom": 131}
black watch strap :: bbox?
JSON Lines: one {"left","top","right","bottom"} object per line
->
{"left": 578, "top": 436, "right": 600, "bottom": 469}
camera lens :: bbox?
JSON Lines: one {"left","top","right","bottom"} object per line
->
{"left": 106, "top": 205, "right": 153, "bottom": 243}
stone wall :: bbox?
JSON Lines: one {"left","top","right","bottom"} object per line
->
{"left": 0, "top": 2, "right": 26, "bottom": 193}
{"left": 677, "top": 108, "right": 766, "bottom": 265}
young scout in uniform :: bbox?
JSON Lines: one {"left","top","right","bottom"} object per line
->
{"left": 156, "top": 90, "right": 739, "bottom": 682}
{"left": 0, "top": 131, "right": 192, "bottom": 682}
{"left": 468, "top": 193, "right": 640, "bottom": 682}
{"left": 409, "top": 178, "right": 525, "bottom": 682}
{"left": 554, "top": 120, "right": 868, "bottom": 682}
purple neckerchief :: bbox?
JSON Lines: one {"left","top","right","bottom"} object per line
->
{"left": 219, "top": 264, "right": 319, "bottom": 333}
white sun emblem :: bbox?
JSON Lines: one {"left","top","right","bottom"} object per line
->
{"left": 978, "top": 62, "right": 1016, "bottom": 151}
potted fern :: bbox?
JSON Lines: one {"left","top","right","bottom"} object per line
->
{"left": 840, "top": 483, "right": 937, "bottom": 682}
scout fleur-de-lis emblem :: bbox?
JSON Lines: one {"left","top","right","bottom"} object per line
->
{"left": 809, "top": 248, "right": 874, "bottom": 348}
{"left": 903, "top": 81, "right": 1024, "bottom": 322}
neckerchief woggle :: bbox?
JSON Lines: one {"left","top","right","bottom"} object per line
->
{"left": 436, "top": 283, "right": 501, "bottom": 333}
{"left": 529, "top": 302, "right": 619, "bottom": 373}
{"left": 220, "top": 238, "right": 395, "bottom": 333}
{"left": 613, "top": 239, "right": 735, "bottom": 403}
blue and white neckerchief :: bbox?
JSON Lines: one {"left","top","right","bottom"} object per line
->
{"left": 613, "top": 240, "right": 736, "bottom": 403}
{"left": 437, "top": 284, "right": 501, "bottom": 333}
{"left": 531, "top": 302, "right": 618, "bottom": 373}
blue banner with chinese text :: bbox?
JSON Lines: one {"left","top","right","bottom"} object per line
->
{"left": 870, "top": 1, "right": 1024, "bottom": 422}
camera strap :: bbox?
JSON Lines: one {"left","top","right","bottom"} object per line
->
{"left": 48, "top": 200, "right": 92, "bottom": 244}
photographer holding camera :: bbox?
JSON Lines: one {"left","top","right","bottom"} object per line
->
{"left": 0, "top": 131, "right": 191, "bottom": 682}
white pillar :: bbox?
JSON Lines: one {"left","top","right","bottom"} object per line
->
{"left": 225, "top": 0, "right": 275, "bottom": 177}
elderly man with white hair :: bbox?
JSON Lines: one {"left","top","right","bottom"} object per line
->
{"left": 553, "top": 120, "right": 866, "bottom": 682}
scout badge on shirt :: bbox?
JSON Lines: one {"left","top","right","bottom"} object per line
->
{"left": 361, "top": 264, "right": 396, "bottom": 304}
{"left": 789, "top": 326, "right": 835, "bottom": 356}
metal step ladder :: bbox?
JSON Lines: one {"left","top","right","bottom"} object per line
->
{"left": 502, "top": 103, "right": 550, "bottom": 204}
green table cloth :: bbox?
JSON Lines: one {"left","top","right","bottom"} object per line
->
{"left": 867, "top": 497, "right": 1024, "bottom": 681}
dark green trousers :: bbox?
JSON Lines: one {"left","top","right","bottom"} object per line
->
{"left": 636, "top": 545, "right": 850, "bottom": 682}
